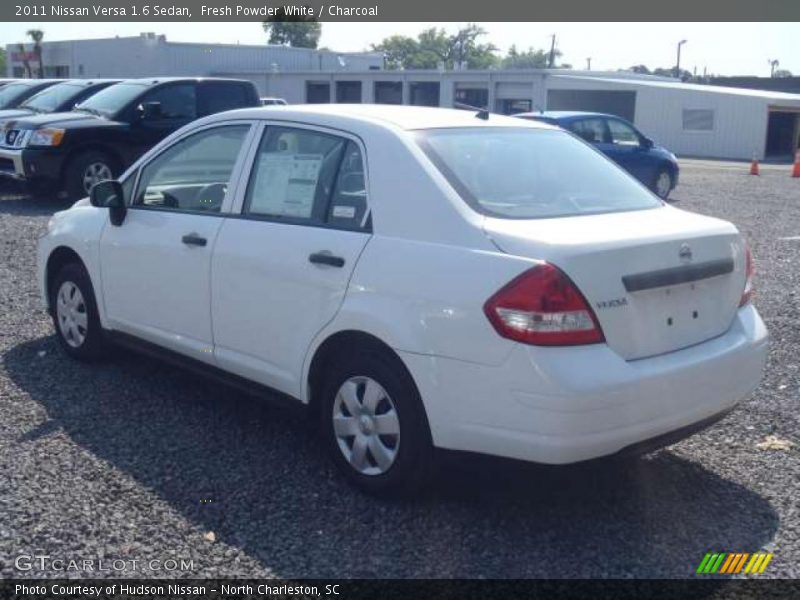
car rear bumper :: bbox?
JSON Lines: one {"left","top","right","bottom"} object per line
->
{"left": 401, "top": 304, "right": 768, "bottom": 464}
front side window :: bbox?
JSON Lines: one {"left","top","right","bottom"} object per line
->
{"left": 244, "top": 126, "right": 368, "bottom": 230}
{"left": 569, "top": 118, "right": 608, "bottom": 144}
{"left": 417, "top": 127, "right": 661, "bottom": 220}
{"left": 607, "top": 119, "right": 641, "bottom": 146}
{"left": 22, "top": 82, "right": 83, "bottom": 113}
{"left": 133, "top": 125, "right": 250, "bottom": 213}
{"left": 75, "top": 83, "right": 147, "bottom": 117}
{"left": 139, "top": 84, "right": 197, "bottom": 120}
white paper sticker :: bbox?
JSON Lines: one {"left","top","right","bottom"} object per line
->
{"left": 250, "top": 152, "right": 323, "bottom": 218}
{"left": 332, "top": 205, "right": 357, "bottom": 219}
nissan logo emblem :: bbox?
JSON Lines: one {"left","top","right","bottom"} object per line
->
{"left": 679, "top": 243, "right": 693, "bottom": 263}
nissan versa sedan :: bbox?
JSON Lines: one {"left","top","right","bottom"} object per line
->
{"left": 38, "top": 105, "right": 768, "bottom": 494}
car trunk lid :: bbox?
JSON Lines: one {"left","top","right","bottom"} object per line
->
{"left": 483, "top": 206, "right": 747, "bottom": 360}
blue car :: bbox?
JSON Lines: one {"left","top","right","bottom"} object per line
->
{"left": 516, "top": 111, "right": 679, "bottom": 199}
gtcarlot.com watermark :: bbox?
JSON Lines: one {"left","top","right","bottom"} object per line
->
{"left": 15, "top": 553, "right": 195, "bottom": 573}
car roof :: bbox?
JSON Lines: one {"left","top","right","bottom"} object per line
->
{"left": 221, "top": 104, "right": 557, "bottom": 131}
{"left": 516, "top": 110, "right": 618, "bottom": 121}
{"left": 15, "top": 79, "right": 67, "bottom": 87}
{"left": 60, "top": 79, "right": 123, "bottom": 87}
{"left": 118, "top": 77, "right": 252, "bottom": 87}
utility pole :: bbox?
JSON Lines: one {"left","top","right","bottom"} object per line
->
{"left": 586, "top": 57, "right": 591, "bottom": 70}
{"left": 675, "top": 39, "right": 687, "bottom": 78}
{"left": 548, "top": 34, "right": 556, "bottom": 69}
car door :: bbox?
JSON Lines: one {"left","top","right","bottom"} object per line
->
{"left": 126, "top": 82, "right": 199, "bottom": 161}
{"left": 99, "top": 121, "right": 256, "bottom": 362}
{"left": 602, "top": 117, "right": 652, "bottom": 184}
{"left": 211, "top": 123, "right": 372, "bottom": 397}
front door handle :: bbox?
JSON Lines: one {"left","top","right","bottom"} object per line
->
{"left": 182, "top": 233, "right": 207, "bottom": 247}
{"left": 309, "top": 252, "right": 345, "bottom": 268}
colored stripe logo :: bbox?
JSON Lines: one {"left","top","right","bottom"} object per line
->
{"left": 696, "top": 552, "right": 773, "bottom": 574}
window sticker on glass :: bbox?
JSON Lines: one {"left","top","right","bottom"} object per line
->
{"left": 250, "top": 153, "right": 323, "bottom": 218}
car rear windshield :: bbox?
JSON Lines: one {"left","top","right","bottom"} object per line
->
{"left": 75, "top": 83, "right": 146, "bottom": 117}
{"left": 416, "top": 127, "right": 661, "bottom": 219}
{"left": 22, "top": 82, "right": 82, "bottom": 113}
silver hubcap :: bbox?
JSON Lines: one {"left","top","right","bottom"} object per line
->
{"left": 656, "top": 172, "right": 671, "bottom": 197}
{"left": 56, "top": 281, "right": 88, "bottom": 348}
{"left": 333, "top": 376, "right": 400, "bottom": 476}
{"left": 82, "top": 162, "right": 113, "bottom": 194}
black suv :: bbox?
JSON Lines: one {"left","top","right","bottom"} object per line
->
{"left": 0, "top": 77, "right": 260, "bottom": 199}
{"left": 0, "top": 79, "right": 64, "bottom": 110}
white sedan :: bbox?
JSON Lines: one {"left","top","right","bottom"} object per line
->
{"left": 37, "top": 105, "right": 768, "bottom": 494}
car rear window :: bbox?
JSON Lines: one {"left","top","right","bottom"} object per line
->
{"left": 416, "top": 127, "right": 661, "bottom": 219}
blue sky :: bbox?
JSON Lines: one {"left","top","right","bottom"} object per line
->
{"left": 1, "top": 22, "right": 797, "bottom": 76}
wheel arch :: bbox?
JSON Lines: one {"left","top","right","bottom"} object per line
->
{"left": 305, "top": 329, "right": 431, "bottom": 436}
{"left": 60, "top": 144, "right": 124, "bottom": 188}
{"left": 45, "top": 246, "right": 87, "bottom": 313}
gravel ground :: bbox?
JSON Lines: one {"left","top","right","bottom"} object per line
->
{"left": 0, "top": 162, "right": 798, "bottom": 579}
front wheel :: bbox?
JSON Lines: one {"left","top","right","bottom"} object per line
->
{"left": 653, "top": 168, "right": 674, "bottom": 199}
{"left": 320, "top": 349, "right": 433, "bottom": 495}
{"left": 50, "top": 262, "right": 106, "bottom": 361}
{"left": 64, "top": 151, "right": 117, "bottom": 200}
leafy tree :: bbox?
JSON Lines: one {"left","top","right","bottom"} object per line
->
{"left": 263, "top": 10, "right": 321, "bottom": 49}
{"left": 503, "top": 45, "right": 567, "bottom": 69}
{"left": 15, "top": 43, "right": 32, "bottom": 78}
{"left": 26, "top": 29, "right": 44, "bottom": 78}
{"left": 0, "top": 49, "right": 6, "bottom": 77}
{"left": 372, "top": 25, "right": 498, "bottom": 70}
{"left": 773, "top": 69, "right": 793, "bottom": 78}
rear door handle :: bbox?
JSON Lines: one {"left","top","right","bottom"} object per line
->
{"left": 309, "top": 252, "right": 345, "bottom": 268}
{"left": 181, "top": 233, "right": 207, "bottom": 247}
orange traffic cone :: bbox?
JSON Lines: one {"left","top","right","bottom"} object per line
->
{"left": 792, "top": 150, "right": 800, "bottom": 178}
{"left": 749, "top": 156, "right": 760, "bottom": 176}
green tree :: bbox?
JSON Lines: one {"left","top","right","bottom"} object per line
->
{"left": 0, "top": 48, "right": 6, "bottom": 77}
{"left": 263, "top": 10, "right": 321, "bottom": 49}
{"left": 773, "top": 69, "right": 793, "bottom": 78}
{"left": 26, "top": 29, "right": 44, "bottom": 78}
{"left": 503, "top": 45, "right": 556, "bottom": 69}
{"left": 16, "top": 43, "right": 32, "bottom": 78}
{"left": 372, "top": 24, "right": 498, "bottom": 70}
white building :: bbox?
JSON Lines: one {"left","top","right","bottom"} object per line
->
{"left": 245, "top": 69, "right": 800, "bottom": 161}
{"left": 6, "top": 33, "right": 383, "bottom": 79}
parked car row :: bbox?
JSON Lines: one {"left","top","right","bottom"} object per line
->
{"left": 0, "top": 77, "right": 261, "bottom": 199}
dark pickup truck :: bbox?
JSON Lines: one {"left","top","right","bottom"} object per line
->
{"left": 0, "top": 79, "right": 120, "bottom": 123}
{"left": 0, "top": 77, "right": 260, "bottom": 199}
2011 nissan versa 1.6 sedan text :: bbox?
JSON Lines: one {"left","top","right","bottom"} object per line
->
{"left": 37, "top": 105, "right": 768, "bottom": 494}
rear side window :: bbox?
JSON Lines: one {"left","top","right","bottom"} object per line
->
{"left": 607, "top": 119, "right": 641, "bottom": 146}
{"left": 417, "top": 127, "right": 661, "bottom": 220}
{"left": 140, "top": 84, "right": 197, "bottom": 120}
{"left": 198, "top": 83, "right": 254, "bottom": 115}
{"left": 244, "top": 126, "right": 369, "bottom": 230}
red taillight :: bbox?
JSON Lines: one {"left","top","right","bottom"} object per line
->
{"left": 484, "top": 264, "right": 605, "bottom": 346}
{"left": 739, "top": 243, "right": 754, "bottom": 307}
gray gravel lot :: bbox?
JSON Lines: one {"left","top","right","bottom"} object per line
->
{"left": 0, "top": 162, "right": 798, "bottom": 579}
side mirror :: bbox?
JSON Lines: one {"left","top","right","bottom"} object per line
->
{"left": 90, "top": 180, "right": 127, "bottom": 226}
{"left": 641, "top": 137, "right": 654, "bottom": 149}
{"left": 138, "top": 101, "right": 163, "bottom": 120}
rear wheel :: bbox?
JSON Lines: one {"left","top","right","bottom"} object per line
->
{"left": 320, "top": 348, "right": 433, "bottom": 495}
{"left": 64, "top": 151, "right": 117, "bottom": 200}
{"left": 653, "top": 168, "right": 673, "bottom": 199}
{"left": 50, "top": 262, "right": 106, "bottom": 361}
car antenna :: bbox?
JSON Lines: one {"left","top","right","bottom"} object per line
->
{"left": 453, "top": 102, "right": 490, "bottom": 121}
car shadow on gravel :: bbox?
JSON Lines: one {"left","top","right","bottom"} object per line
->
{"left": 3, "top": 336, "right": 780, "bottom": 579}
{"left": 0, "top": 185, "right": 70, "bottom": 217}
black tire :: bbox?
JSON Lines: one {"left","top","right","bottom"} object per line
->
{"left": 49, "top": 262, "right": 106, "bottom": 361}
{"left": 63, "top": 150, "right": 118, "bottom": 201}
{"left": 319, "top": 347, "right": 433, "bottom": 496}
{"left": 652, "top": 167, "right": 674, "bottom": 200}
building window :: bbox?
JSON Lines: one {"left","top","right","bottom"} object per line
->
{"left": 682, "top": 109, "right": 714, "bottom": 131}
{"left": 495, "top": 99, "right": 532, "bottom": 115}
{"left": 454, "top": 88, "right": 489, "bottom": 110}
{"left": 12, "top": 67, "right": 25, "bottom": 78}
{"left": 409, "top": 82, "right": 440, "bottom": 107}
{"left": 44, "top": 65, "right": 69, "bottom": 78}
{"left": 306, "top": 82, "right": 331, "bottom": 104}
{"left": 374, "top": 81, "right": 402, "bottom": 105}
{"left": 335, "top": 81, "right": 362, "bottom": 103}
